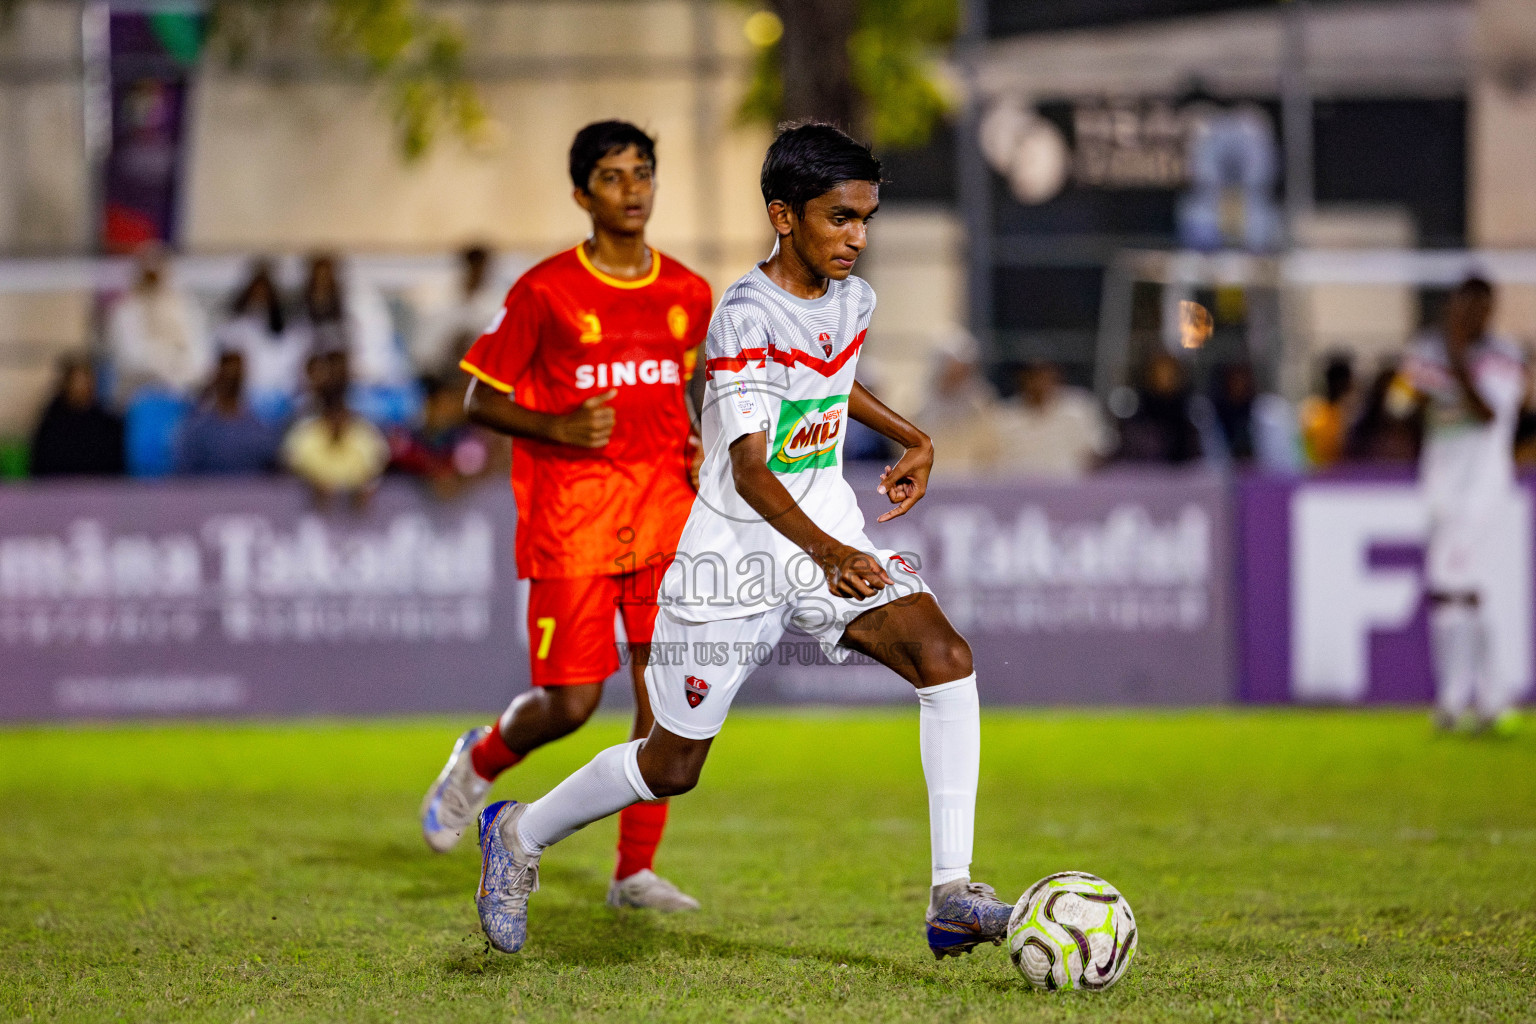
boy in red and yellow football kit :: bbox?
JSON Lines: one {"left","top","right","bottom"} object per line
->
{"left": 421, "top": 121, "right": 712, "bottom": 912}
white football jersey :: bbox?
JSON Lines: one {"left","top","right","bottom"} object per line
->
{"left": 660, "top": 266, "right": 876, "bottom": 620}
{"left": 1401, "top": 331, "right": 1526, "bottom": 517}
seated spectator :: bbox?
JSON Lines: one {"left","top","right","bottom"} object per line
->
{"left": 1113, "top": 353, "right": 1203, "bottom": 464}
{"left": 411, "top": 245, "right": 502, "bottom": 378}
{"left": 1298, "top": 355, "right": 1356, "bottom": 469}
{"left": 108, "top": 245, "right": 210, "bottom": 400}
{"left": 282, "top": 349, "right": 390, "bottom": 506}
{"left": 916, "top": 331, "right": 1000, "bottom": 477}
{"left": 993, "top": 361, "right": 1111, "bottom": 478}
{"left": 176, "top": 351, "right": 284, "bottom": 475}
{"left": 1200, "top": 362, "right": 1302, "bottom": 472}
{"left": 388, "top": 374, "right": 493, "bottom": 499}
{"left": 214, "top": 259, "right": 310, "bottom": 417}
{"left": 29, "top": 355, "right": 125, "bottom": 477}
{"left": 304, "top": 252, "right": 407, "bottom": 388}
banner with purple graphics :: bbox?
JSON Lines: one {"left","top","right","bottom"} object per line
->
{"left": 742, "top": 468, "right": 1235, "bottom": 707}
{"left": 1237, "top": 472, "right": 1536, "bottom": 704}
{"left": 0, "top": 480, "right": 522, "bottom": 720}
{"left": 0, "top": 472, "right": 1235, "bottom": 720}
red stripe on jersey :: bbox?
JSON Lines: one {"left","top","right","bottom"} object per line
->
{"left": 705, "top": 330, "right": 866, "bottom": 379}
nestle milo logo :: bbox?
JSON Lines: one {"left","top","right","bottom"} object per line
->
{"left": 768, "top": 395, "right": 847, "bottom": 473}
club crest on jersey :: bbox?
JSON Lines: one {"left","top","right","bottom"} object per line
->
{"left": 768, "top": 394, "right": 849, "bottom": 473}
{"left": 578, "top": 312, "right": 603, "bottom": 345}
{"left": 684, "top": 675, "right": 710, "bottom": 708}
{"left": 668, "top": 305, "right": 689, "bottom": 342}
{"left": 817, "top": 332, "right": 833, "bottom": 357}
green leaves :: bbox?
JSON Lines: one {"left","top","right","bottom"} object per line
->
{"left": 738, "top": 0, "right": 957, "bottom": 149}
{"left": 205, "top": 0, "right": 487, "bottom": 161}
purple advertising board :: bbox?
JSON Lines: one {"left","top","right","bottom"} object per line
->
{"left": 0, "top": 472, "right": 1235, "bottom": 721}
{"left": 1237, "top": 472, "right": 1536, "bottom": 704}
{"left": 745, "top": 467, "right": 1235, "bottom": 707}
{"left": 0, "top": 479, "right": 522, "bottom": 720}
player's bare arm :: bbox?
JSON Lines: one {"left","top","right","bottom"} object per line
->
{"left": 465, "top": 379, "right": 616, "bottom": 448}
{"left": 727, "top": 430, "right": 891, "bottom": 599}
{"left": 848, "top": 381, "right": 933, "bottom": 522}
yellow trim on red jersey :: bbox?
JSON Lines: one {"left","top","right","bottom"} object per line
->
{"left": 574, "top": 243, "right": 663, "bottom": 290}
{"left": 459, "top": 359, "right": 514, "bottom": 394}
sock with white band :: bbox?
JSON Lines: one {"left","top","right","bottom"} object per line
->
{"left": 515, "top": 739, "right": 654, "bottom": 854}
{"left": 917, "top": 673, "right": 980, "bottom": 887}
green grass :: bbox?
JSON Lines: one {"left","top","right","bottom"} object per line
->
{"left": 2, "top": 710, "right": 1534, "bottom": 1023}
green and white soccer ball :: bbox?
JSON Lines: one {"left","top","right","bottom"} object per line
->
{"left": 1008, "top": 871, "right": 1138, "bottom": 992}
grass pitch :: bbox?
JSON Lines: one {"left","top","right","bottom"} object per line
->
{"left": 2, "top": 709, "right": 1534, "bottom": 1023}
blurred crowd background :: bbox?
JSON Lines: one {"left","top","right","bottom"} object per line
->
{"left": 4, "top": 0, "right": 1536, "bottom": 494}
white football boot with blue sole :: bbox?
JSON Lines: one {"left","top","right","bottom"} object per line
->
{"left": 421, "top": 725, "right": 492, "bottom": 853}
{"left": 476, "top": 800, "right": 540, "bottom": 953}
{"left": 926, "top": 880, "right": 1014, "bottom": 959}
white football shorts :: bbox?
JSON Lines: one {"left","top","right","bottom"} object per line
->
{"left": 1425, "top": 492, "right": 1519, "bottom": 593}
{"left": 645, "top": 546, "right": 928, "bottom": 740}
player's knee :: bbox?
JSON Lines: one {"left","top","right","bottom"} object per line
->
{"left": 644, "top": 762, "right": 701, "bottom": 798}
{"left": 919, "top": 633, "right": 973, "bottom": 684}
{"left": 545, "top": 686, "right": 602, "bottom": 733}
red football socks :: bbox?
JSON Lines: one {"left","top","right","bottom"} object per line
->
{"left": 615, "top": 800, "right": 670, "bottom": 880}
{"left": 469, "top": 725, "right": 524, "bottom": 781}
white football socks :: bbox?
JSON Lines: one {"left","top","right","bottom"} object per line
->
{"left": 514, "top": 739, "right": 655, "bottom": 854}
{"left": 918, "top": 673, "right": 980, "bottom": 887}
{"left": 1431, "top": 603, "right": 1482, "bottom": 721}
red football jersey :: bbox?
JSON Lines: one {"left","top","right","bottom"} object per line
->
{"left": 460, "top": 245, "right": 712, "bottom": 579}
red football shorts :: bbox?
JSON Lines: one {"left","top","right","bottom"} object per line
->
{"left": 526, "top": 563, "right": 669, "bottom": 687}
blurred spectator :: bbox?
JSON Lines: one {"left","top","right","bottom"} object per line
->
{"left": 993, "top": 361, "right": 1111, "bottom": 478}
{"left": 302, "top": 253, "right": 350, "bottom": 357}
{"left": 303, "top": 252, "right": 408, "bottom": 387}
{"left": 282, "top": 350, "right": 390, "bottom": 506}
{"left": 176, "top": 351, "right": 284, "bottom": 475}
{"left": 388, "top": 374, "right": 494, "bottom": 499}
{"left": 411, "top": 245, "right": 502, "bottom": 377}
{"left": 1113, "top": 353, "right": 1203, "bottom": 464}
{"left": 28, "top": 355, "right": 125, "bottom": 477}
{"left": 1346, "top": 360, "right": 1421, "bottom": 463}
{"left": 108, "top": 246, "right": 210, "bottom": 400}
{"left": 1199, "top": 362, "right": 1302, "bottom": 472}
{"left": 214, "top": 259, "right": 310, "bottom": 415}
{"left": 916, "top": 331, "right": 1000, "bottom": 476}
{"left": 1298, "top": 355, "right": 1356, "bottom": 468}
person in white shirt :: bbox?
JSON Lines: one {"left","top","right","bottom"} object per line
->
{"left": 993, "top": 361, "right": 1111, "bottom": 478}
{"left": 1393, "top": 277, "right": 1528, "bottom": 734}
{"left": 108, "top": 246, "right": 210, "bottom": 400}
{"left": 917, "top": 330, "right": 1001, "bottom": 478}
{"left": 411, "top": 245, "right": 504, "bottom": 378}
{"left": 213, "top": 260, "right": 311, "bottom": 414}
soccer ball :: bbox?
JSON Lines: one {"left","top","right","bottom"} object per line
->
{"left": 1007, "top": 871, "right": 1138, "bottom": 992}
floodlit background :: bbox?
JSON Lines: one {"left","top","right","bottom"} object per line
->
{"left": 3, "top": 0, "right": 1536, "bottom": 712}
{"left": 4, "top": 4, "right": 1536, "bottom": 1023}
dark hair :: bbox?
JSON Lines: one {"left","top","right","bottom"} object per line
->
{"left": 1322, "top": 354, "right": 1353, "bottom": 403}
{"left": 232, "top": 259, "right": 285, "bottom": 336}
{"left": 569, "top": 121, "right": 656, "bottom": 192}
{"left": 1457, "top": 275, "right": 1493, "bottom": 298}
{"left": 760, "top": 122, "right": 883, "bottom": 216}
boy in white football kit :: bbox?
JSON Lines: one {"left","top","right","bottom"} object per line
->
{"left": 1394, "top": 277, "right": 1528, "bottom": 732}
{"left": 471, "top": 123, "right": 1014, "bottom": 958}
